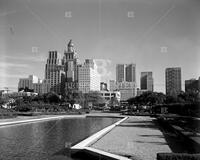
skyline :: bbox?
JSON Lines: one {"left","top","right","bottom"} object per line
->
{"left": 0, "top": 0, "right": 200, "bottom": 93}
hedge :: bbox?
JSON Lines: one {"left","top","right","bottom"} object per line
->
{"left": 157, "top": 153, "right": 200, "bottom": 160}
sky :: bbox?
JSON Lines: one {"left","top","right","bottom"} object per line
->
{"left": 0, "top": 0, "right": 200, "bottom": 93}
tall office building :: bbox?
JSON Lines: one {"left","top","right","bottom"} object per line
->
{"left": 126, "top": 64, "right": 136, "bottom": 82}
{"left": 116, "top": 64, "right": 126, "bottom": 82}
{"left": 165, "top": 67, "right": 182, "bottom": 96}
{"left": 116, "top": 63, "right": 136, "bottom": 82}
{"left": 115, "top": 63, "right": 136, "bottom": 100}
{"left": 45, "top": 51, "right": 65, "bottom": 94}
{"left": 64, "top": 40, "right": 79, "bottom": 91}
{"left": 140, "top": 72, "right": 153, "bottom": 91}
{"left": 78, "top": 59, "right": 100, "bottom": 93}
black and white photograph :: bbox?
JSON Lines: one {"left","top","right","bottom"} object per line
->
{"left": 0, "top": 0, "right": 200, "bottom": 159}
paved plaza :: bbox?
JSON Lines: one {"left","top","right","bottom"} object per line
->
{"left": 91, "top": 116, "right": 172, "bottom": 160}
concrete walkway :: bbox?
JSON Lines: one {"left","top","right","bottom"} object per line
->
{"left": 91, "top": 116, "right": 171, "bottom": 160}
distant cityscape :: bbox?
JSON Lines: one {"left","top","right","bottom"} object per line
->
{"left": 1, "top": 40, "right": 199, "bottom": 102}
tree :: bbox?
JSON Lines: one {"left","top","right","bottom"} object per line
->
{"left": 109, "top": 97, "right": 119, "bottom": 107}
{"left": 46, "top": 92, "right": 60, "bottom": 103}
{"left": 128, "top": 91, "right": 166, "bottom": 106}
{"left": 85, "top": 91, "right": 106, "bottom": 107}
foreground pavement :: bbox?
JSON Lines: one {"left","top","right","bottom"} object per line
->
{"left": 91, "top": 116, "right": 171, "bottom": 160}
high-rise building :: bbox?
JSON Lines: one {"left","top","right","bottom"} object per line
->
{"left": 45, "top": 51, "right": 65, "bottom": 94}
{"left": 140, "top": 72, "right": 153, "bottom": 92}
{"left": 78, "top": 59, "right": 100, "bottom": 93}
{"left": 116, "top": 64, "right": 126, "bottom": 82}
{"left": 116, "top": 63, "right": 136, "bottom": 83}
{"left": 165, "top": 67, "right": 182, "bottom": 95}
{"left": 126, "top": 64, "right": 136, "bottom": 82}
{"left": 113, "top": 63, "right": 136, "bottom": 101}
{"left": 64, "top": 40, "right": 79, "bottom": 91}
{"left": 185, "top": 78, "right": 200, "bottom": 93}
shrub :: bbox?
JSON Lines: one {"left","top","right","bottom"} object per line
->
{"left": 157, "top": 153, "right": 200, "bottom": 160}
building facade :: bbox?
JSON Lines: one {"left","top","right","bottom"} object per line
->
{"left": 64, "top": 40, "right": 79, "bottom": 92}
{"left": 33, "top": 79, "right": 51, "bottom": 94}
{"left": 116, "top": 63, "right": 136, "bottom": 83}
{"left": 126, "top": 64, "right": 136, "bottom": 82}
{"left": 140, "top": 72, "right": 153, "bottom": 92}
{"left": 45, "top": 51, "right": 65, "bottom": 94}
{"left": 100, "top": 82, "right": 108, "bottom": 91}
{"left": 109, "top": 80, "right": 136, "bottom": 101}
{"left": 18, "top": 75, "right": 50, "bottom": 94}
{"left": 116, "top": 64, "right": 126, "bottom": 82}
{"left": 165, "top": 67, "right": 182, "bottom": 96}
{"left": 185, "top": 78, "right": 200, "bottom": 93}
{"left": 18, "top": 75, "right": 39, "bottom": 90}
{"left": 100, "top": 90, "right": 120, "bottom": 102}
{"left": 78, "top": 59, "right": 100, "bottom": 93}
{"left": 137, "top": 88, "right": 149, "bottom": 96}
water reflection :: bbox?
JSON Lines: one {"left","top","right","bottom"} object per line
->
{"left": 0, "top": 117, "right": 119, "bottom": 160}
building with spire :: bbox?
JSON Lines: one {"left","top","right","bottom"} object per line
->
{"left": 64, "top": 40, "right": 79, "bottom": 92}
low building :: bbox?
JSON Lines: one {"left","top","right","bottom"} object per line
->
{"left": 100, "top": 90, "right": 120, "bottom": 102}
{"left": 2, "top": 91, "right": 37, "bottom": 99}
{"left": 109, "top": 80, "right": 136, "bottom": 101}
{"left": 18, "top": 75, "right": 39, "bottom": 90}
{"left": 100, "top": 82, "right": 108, "bottom": 91}
{"left": 18, "top": 75, "right": 51, "bottom": 95}
{"left": 137, "top": 88, "right": 148, "bottom": 96}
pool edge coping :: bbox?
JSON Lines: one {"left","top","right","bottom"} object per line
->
{"left": 0, "top": 115, "right": 86, "bottom": 127}
{"left": 70, "top": 116, "right": 131, "bottom": 160}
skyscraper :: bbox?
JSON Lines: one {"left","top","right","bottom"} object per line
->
{"left": 64, "top": 40, "right": 79, "bottom": 91}
{"left": 115, "top": 63, "right": 136, "bottom": 100}
{"left": 165, "top": 67, "right": 181, "bottom": 96}
{"left": 45, "top": 51, "right": 65, "bottom": 94}
{"left": 78, "top": 59, "right": 100, "bottom": 93}
{"left": 126, "top": 64, "right": 136, "bottom": 82}
{"left": 116, "top": 63, "right": 136, "bottom": 82}
{"left": 140, "top": 72, "right": 153, "bottom": 92}
{"left": 116, "top": 64, "right": 126, "bottom": 82}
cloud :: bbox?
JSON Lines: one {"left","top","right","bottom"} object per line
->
{"left": 0, "top": 62, "right": 29, "bottom": 68}
{"left": 2, "top": 54, "right": 46, "bottom": 62}
{"left": 0, "top": 73, "right": 28, "bottom": 78}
